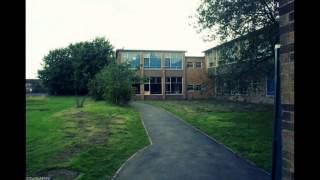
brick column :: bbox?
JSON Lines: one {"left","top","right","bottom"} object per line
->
{"left": 140, "top": 52, "right": 145, "bottom": 100}
{"left": 182, "top": 54, "right": 187, "bottom": 99}
{"left": 279, "top": 0, "right": 294, "bottom": 180}
{"left": 161, "top": 53, "right": 166, "bottom": 100}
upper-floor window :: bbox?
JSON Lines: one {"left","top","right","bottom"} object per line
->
{"left": 122, "top": 52, "right": 140, "bottom": 69}
{"left": 187, "top": 62, "right": 193, "bottom": 68}
{"left": 165, "top": 53, "right": 182, "bottom": 69}
{"left": 207, "top": 51, "right": 217, "bottom": 67}
{"left": 144, "top": 52, "right": 161, "bottom": 69}
{"left": 195, "top": 62, "right": 202, "bottom": 68}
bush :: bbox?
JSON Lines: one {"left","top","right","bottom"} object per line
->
{"left": 89, "top": 63, "right": 138, "bottom": 105}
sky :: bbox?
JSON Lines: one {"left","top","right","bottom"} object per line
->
{"left": 26, "top": 0, "right": 219, "bottom": 79}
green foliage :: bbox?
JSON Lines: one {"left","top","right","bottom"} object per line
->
{"left": 89, "top": 63, "right": 139, "bottom": 105}
{"left": 38, "top": 48, "right": 74, "bottom": 95}
{"left": 194, "top": 0, "right": 278, "bottom": 41}
{"left": 38, "top": 37, "right": 114, "bottom": 95}
{"left": 193, "top": 0, "right": 278, "bottom": 84}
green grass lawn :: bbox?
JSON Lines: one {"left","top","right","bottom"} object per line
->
{"left": 26, "top": 96, "right": 149, "bottom": 180}
{"left": 143, "top": 100, "right": 273, "bottom": 172}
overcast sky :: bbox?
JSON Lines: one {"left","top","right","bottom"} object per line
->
{"left": 26, "top": 0, "right": 219, "bottom": 79}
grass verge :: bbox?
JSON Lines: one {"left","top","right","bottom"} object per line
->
{"left": 26, "top": 96, "right": 149, "bottom": 180}
{"left": 143, "top": 99, "right": 273, "bottom": 172}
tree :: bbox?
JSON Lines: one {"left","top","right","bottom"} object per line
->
{"left": 38, "top": 37, "right": 114, "bottom": 96}
{"left": 89, "top": 63, "right": 140, "bottom": 105}
{"left": 194, "top": 0, "right": 278, "bottom": 42}
{"left": 193, "top": 0, "right": 279, "bottom": 84}
{"left": 38, "top": 48, "right": 74, "bottom": 95}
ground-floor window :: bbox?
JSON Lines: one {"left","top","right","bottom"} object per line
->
{"left": 166, "top": 77, "right": 182, "bottom": 94}
{"left": 266, "top": 76, "right": 275, "bottom": 96}
{"left": 132, "top": 83, "right": 140, "bottom": 94}
{"left": 144, "top": 77, "right": 162, "bottom": 94}
{"left": 187, "top": 84, "right": 202, "bottom": 92}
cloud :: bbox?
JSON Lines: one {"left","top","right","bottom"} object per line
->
{"left": 26, "top": 0, "right": 217, "bottom": 78}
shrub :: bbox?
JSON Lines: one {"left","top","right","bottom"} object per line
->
{"left": 89, "top": 63, "right": 138, "bottom": 105}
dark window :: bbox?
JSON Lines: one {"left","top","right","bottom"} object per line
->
{"left": 266, "top": 77, "right": 275, "bottom": 96}
{"left": 289, "top": 12, "right": 294, "bottom": 22}
{"left": 145, "top": 77, "right": 162, "bottom": 94}
{"left": 187, "top": 62, "right": 193, "bottom": 68}
{"left": 209, "top": 62, "right": 214, "bottom": 67}
{"left": 132, "top": 84, "right": 140, "bottom": 94}
{"left": 144, "top": 83, "right": 150, "bottom": 91}
{"left": 187, "top": 84, "right": 193, "bottom": 91}
{"left": 195, "top": 85, "right": 201, "bottom": 91}
{"left": 166, "top": 76, "right": 182, "bottom": 94}
{"left": 195, "top": 62, "right": 201, "bottom": 68}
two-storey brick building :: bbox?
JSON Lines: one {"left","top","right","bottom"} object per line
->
{"left": 116, "top": 49, "right": 212, "bottom": 100}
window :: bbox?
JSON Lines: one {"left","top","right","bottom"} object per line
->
{"left": 165, "top": 58, "right": 170, "bottom": 68}
{"left": 195, "top": 84, "right": 201, "bottom": 91}
{"left": 132, "top": 83, "right": 140, "bottom": 94}
{"left": 187, "top": 84, "right": 193, "bottom": 91}
{"left": 164, "top": 53, "right": 182, "bottom": 69}
{"left": 122, "top": 52, "right": 140, "bottom": 69}
{"left": 144, "top": 53, "right": 161, "bottom": 69}
{"left": 266, "top": 77, "right": 275, "bottom": 96}
{"left": 165, "top": 77, "right": 182, "bottom": 94}
{"left": 187, "top": 62, "right": 193, "bottom": 68}
{"left": 207, "top": 51, "right": 217, "bottom": 67}
{"left": 144, "top": 77, "right": 162, "bottom": 94}
{"left": 195, "top": 62, "right": 202, "bottom": 68}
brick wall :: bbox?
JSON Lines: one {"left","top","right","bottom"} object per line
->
{"left": 279, "top": 0, "right": 294, "bottom": 180}
{"left": 185, "top": 56, "right": 213, "bottom": 99}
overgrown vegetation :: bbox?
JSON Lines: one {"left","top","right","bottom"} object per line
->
{"left": 26, "top": 96, "right": 149, "bottom": 179}
{"left": 144, "top": 100, "right": 273, "bottom": 172}
{"left": 38, "top": 37, "right": 114, "bottom": 96}
{"left": 89, "top": 63, "right": 142, "bottom": 105}
{"left": 192, "top": 0, "right": 279, "bottom": 83}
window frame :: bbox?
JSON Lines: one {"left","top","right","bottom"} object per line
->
{"left": 165, "top": 76, "right": 183, "bottom": 94}
{"left": 187, "top": 62, "right": 194, "bottom": 69}
{"left": 195, "top": 62, "right": 202, "bottom": 68}
{"left": 144, "top": 53, "right": 161, "bottom": 69}
{"left": 144, "top": 77, "right": 162, "bottom": 95}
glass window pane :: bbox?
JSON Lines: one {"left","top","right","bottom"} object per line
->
{"left": 144, "top": 58, "right": 150, "bottom": 68}
{"left": 187, "top": 62, "right": 193, "bottom": 68}
{"left": 177, "top": 77, "right": 182, "bottom": 83}
{"left": 165, "top": 58, "right": 170, "bottom": 68}
{"left": 171, "top": 58, "right": 182, "bottom": 69}
{"left": 144, "top": 84, "right": 149, "bottom": 91}
{"left": 150, "top": 53, "right": 161, "bottom": 68}
{"left": 166, "top": 84, "right": 170, "bottom": 92}
{"left": 187, "top": 85, "right": 193, "bottom": 91}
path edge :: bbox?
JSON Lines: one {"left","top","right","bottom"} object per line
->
{"left": 111, "top": 103, "right": 153, "bottom": 180}
{"left": 144, "top": 102, "right": 271, "bottom": 177}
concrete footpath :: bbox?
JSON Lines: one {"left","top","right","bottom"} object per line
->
{"left": 113, "top": 102, "right": 270, "bottom": 180}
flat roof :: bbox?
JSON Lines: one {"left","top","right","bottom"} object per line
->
{"left": 116, "top": 49, "right": 187, "bottom": 53}
{"left": 185, "top": 56, "right": 205, "bottom": 58}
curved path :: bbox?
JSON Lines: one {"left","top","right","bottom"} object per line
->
{"left": 113, "top": 102, "right": 270, "bottom": 180}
